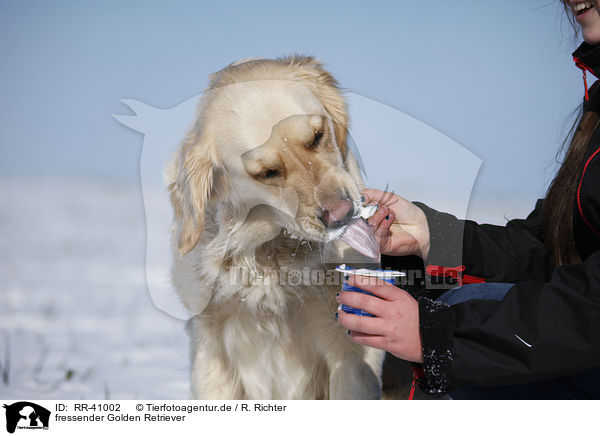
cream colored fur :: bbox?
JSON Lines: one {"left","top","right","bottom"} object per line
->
{"left": 167, "top": 56, "right": 384, "bottom": 399}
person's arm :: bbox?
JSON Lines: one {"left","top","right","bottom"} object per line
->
{"left": 414, "top": 199, "right": 549, "bottom": 283}
{"left": 361, "top": 189, "right": 549, "bottom": 284}
{"left": 418, "top": 249, "right": 600, "bottom": 395}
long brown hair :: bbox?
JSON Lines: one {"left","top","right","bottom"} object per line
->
{"left": 543, "top": 93, "right": 600, "bottom": 266}
{"left": 543, "top": 2, "right": 600, "bottom": 266}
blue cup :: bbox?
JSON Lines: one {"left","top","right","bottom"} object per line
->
{"left": 335, "top": 264, "right": 404, "bottom": 317}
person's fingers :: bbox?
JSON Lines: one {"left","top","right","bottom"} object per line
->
{"left": 374, "top": 210, "right": 395, "bottom": 253}
{"left": 361, "top": 188, "right": 384, "bottom": 205}
{"left": 361, "top": 188, "right": 398, "bottom": 207}
{"left": 348, "top": 331, "right": 388, "bottom": 350}
{"left": 336, "top": 310, "right": 388, "bottom": 335}
{"left": 375, "top": 210, "right": 394, "bottom": 239}
{"left": 345, "top": 275, "right": 403, "bottom": 301}
{"left": 336, "top": 289, "right": 387, "bottom": 317}
{"left": 367, "top": 205, "right": 389, "bottom": 228}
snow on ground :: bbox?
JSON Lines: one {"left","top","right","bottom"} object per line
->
{"left": 0, "top": 178, "right": 189, "bottom": 399}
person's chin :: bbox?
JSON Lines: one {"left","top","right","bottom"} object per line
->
{"left": 582, "top": 10, "right": 600, "bottom": 45}
{"left": 583, "top": 25, "right": 600, "bottom": 45}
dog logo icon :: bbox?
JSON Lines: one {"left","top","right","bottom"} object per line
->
{"left": 3, "top": 402, "right": 50, "bottom": 434}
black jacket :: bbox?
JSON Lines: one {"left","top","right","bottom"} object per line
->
{"left": 385, "top": 42, "right": 600, "bottom": 395}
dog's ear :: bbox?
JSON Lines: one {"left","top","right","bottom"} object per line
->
{"left": 283, "top": 56, "right": 349, "bottom": 158}
{"left": 167, "top": 132, "right": 222, "bottom": 257}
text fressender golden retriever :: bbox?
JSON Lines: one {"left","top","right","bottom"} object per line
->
{"left": 166, "top": 56, "right": 384, "bottom": 399}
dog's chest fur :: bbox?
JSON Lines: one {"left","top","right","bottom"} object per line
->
{"left": 194, "top": 239, "right": 343, "bottom": 399}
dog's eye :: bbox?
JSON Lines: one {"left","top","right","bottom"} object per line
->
{"left": 306, "top": 131, "right": 323, "bottom": 150}
{"left": 255, "top": 169, "right": 280, "bottom": 179}
{"left": 263, "top": 169, "right": 279, "bottom": 178}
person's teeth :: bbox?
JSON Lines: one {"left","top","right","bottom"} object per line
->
{"left": 576, "top": 1, "right": 594, "bottom": 11}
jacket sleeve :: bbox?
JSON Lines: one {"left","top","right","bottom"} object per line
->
{"left": 418, "top": 249, "right": 600, "bottom": 395}
{"left": 414, "top": 199, "right": 549, "bottom": 283}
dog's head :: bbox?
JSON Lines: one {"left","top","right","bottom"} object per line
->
{"left": 168, "top": 56, "right": 363, "bottom": 257}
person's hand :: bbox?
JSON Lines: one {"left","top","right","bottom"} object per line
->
{"left": 335, "top": 275, "right": 423, "bottom": 363}
{"left": 362, "top": 188, "right": 430, "bottom": 260}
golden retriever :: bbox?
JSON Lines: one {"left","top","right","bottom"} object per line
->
{"left": 166, "top": 56, "right": 384, "bottom": 399}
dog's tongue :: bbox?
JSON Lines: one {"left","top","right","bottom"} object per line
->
{"left": 340, "top": 218, "right": 380, "bottom": 260}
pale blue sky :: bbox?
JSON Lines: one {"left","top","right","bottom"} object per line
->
{"left": 0, "top": 0, "right": 588, "bottom": 220}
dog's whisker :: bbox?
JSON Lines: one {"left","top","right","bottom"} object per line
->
{"left": 292, "top": 239, "right": 302, "bottom": 258}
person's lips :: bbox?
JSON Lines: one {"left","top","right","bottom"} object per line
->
{"left": 573, "top": 0, "right": 596, "bottom": 16}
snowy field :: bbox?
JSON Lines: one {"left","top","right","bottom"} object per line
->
{"left": 0, "top": 179, "right": 189, "bottom": 399}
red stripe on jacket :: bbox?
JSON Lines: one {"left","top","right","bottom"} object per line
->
{"left": 425, "top": 265, "right": 486, "bottom": 286}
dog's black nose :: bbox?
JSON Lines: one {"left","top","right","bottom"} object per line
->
{"left": 319, "top": 199, "right": 354, "bottom": 228}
